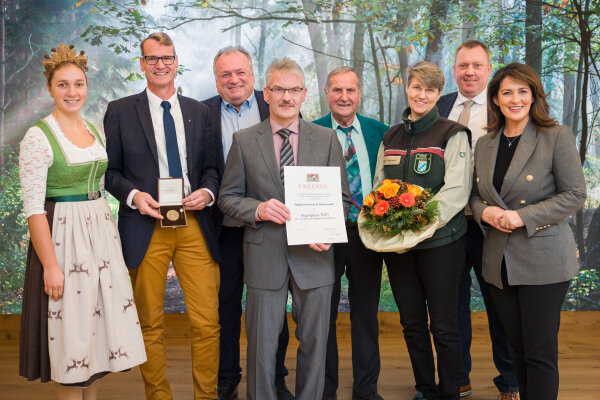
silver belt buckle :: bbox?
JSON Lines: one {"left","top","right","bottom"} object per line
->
{"left": 88, "top": 192, "right": 100, "bottom": 200}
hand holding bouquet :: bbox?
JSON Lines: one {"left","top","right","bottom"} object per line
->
{"left": 358, "top": 179, "right": 440, "bottom": 253}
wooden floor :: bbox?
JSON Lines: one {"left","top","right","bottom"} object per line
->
{"left": 1, "top": 312, "right": 599, "bottom": 399}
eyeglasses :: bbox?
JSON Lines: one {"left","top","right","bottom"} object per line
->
{"left": 142, "top": 55, "right": 176, "bottom": 65}
{"left": 268, "top": 87, "right": 305, "bottom": 96}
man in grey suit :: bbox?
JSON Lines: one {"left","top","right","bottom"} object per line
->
{"left": 218, "top": 58, "right": 352, "bottom": 400}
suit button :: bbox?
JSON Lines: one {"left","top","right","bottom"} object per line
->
{"left": 526, "top": 175, "right": 533, "bottom": 181}
{"left": 520, "top": 200, "right": 526, "bottom": 205}
{"left": 482, "top": 200, "right": 488, "bottom": 205}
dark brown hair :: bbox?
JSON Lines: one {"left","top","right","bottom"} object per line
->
{"left": 486, "top": 63, "right": 557, "bottom": 135}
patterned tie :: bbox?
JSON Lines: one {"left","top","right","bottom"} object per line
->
{"left": 457, "top": 99, "right": 474, "bottom": 127}
{"left": 161, "top": 101, "right": 183, "bottom": 178}
{"left": 339, "top": 126, "right": 363, "bottom": 223}
{"left": 277, "top": 128, "right": 294, "bottom": 185}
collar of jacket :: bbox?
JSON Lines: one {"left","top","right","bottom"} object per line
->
{"left": 402, "top": 106, "right": 440, "bottom": 135}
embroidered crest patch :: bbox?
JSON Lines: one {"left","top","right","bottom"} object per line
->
{"left": 414, "top": 153, "right": 431, "bottom": 174}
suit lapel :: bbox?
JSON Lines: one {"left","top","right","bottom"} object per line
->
{"left": 500, "top": 121, "right": 539, "bottom": 198}
{"left": 179, "top": 95, "right": 195, "bottom": 179}
{"left": 255, "top": 119, "right": 284, "bottom": 197}
{"left": 135, "top": 91, "right": 159, "bottom": 167}
{"left": 324, "top": 112, "right": 334, "bottom": 128}
{"left": 482, "top": 131, "right": 507, "bottom": 208}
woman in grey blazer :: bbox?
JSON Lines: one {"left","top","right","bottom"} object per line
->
{"left": 470, "top": 63, "right": 586, "bottom": 400}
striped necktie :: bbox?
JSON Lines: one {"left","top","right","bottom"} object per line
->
{"left": 277, "top": 128, "right": 294, "bottom": 185}
{"left": 339, "top": 126, "right": 363, "bottom": 223}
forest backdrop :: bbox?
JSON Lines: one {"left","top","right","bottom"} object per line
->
{"left": 0, "top": 0, "right": 599, "bottom": 313}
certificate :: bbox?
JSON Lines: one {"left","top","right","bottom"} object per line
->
{"left": 284, "top": 166, "right": 348, "bottom": 245}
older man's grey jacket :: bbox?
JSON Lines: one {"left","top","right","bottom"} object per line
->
{"left": 470, "top": 122, "right": 586, "bottom": 289}
{"left": 218, "top": 118, "right": 352, "bottom": 291}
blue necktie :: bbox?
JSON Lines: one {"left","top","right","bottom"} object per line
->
{"left": 161, "top": 101, "right": 183, "bottom": 178}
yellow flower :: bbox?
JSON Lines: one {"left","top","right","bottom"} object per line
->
{"left": 406, "top": 184, "right": 422, "bottom": 197}
{"left": 378, "top": 179, "right": 400, "bottom": 199}
{"left": 363, "top": 193, "right": 375, "bottom": 207}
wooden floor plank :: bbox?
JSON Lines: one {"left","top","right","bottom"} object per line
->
{"left": 2, "top": 312, "right": 599, "bottom": 399}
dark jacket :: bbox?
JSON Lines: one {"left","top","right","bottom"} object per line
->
{"left": 104, "top": 90, "right": 220, "bottom": 268}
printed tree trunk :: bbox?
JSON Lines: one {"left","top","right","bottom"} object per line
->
{"left": 368, "top": 26, "right": 384, "bottom": 123}
{"left": 394, "top": 46, "right": 409, "bottom": 124}
{"left": 302, "top": 0, "right": 330, "bottom": 115}
{"left": 424, "top": 0, "right": 446, "bottom": 66}
{"left": 352, "top": 21, "right": 366, "bottom": 114}
{"left": 525, "top": 0, "right": 542, "bottom": 75}
{"left": 0, "top": 0, "right": 5, "bottom": 168}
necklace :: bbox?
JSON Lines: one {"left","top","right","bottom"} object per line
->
{"left": 504, "top": 134, "right": 520, "bottom": 148}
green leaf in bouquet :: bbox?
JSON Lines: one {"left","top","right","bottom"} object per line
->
{"left": 425, "top": 200, "right": 439, "bottom": 213}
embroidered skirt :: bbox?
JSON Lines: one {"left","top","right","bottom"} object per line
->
{"left": 20, "top": 198, "right": 146, "bottom": 385}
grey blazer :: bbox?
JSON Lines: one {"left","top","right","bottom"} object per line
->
{"left": 217, "top": 118, "right": 352, "bottom": 291}
{"left": 470, "top": 122, "right": 586, "bottom": 289}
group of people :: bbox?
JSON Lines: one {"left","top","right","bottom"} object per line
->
{"left": 18, "top": 32, "right": 585, "bottom": 400}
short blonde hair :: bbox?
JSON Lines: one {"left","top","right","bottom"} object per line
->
{"left": 140, "top": 32, "right": 176, "bottom": 56}
{"left": 407, "top": 61, "right": 444, "bottom": 92}
{"left": 265, "top": 58, "right": 304, "bottom": 87}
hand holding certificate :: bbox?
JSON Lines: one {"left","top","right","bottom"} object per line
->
{"left": 284, "top": 166, "right": 348, "bottom": 246}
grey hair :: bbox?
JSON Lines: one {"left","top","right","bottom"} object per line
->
{"left": 326, "top": 66, "right": 361, "bottom": 89}
{"left": 213, "top": 46, "right": 253, "bottom": 75}
{"left": 265, "top": 58, "right": 305, "bottom": 87}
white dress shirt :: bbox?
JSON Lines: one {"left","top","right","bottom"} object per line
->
{"left": 447, "top": 88, "right": 488, "bottom": 150}
{"left": 126, "top": 88, "right": 213, "bottom": 207}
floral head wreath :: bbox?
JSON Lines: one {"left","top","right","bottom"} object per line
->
{"left": 43, "top": 43, "right": 88, "bottom": 79}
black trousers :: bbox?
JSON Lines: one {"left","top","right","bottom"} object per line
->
{"left": 324, "top": 225, "right": 384, "bottom": 397}
{"left": 386, "top": 236, "right": 466, "bottom": 400}
{"left": 490, "top": 263, "right": 570, "bottom": 400}
{"left": 457, "top": 221, "right": 518, "bottom": 391}
{"left": 217, "top": 226, "right": 289, "bottom": 386}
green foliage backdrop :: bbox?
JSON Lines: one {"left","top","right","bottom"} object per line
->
{"left": 1, "top": 0, "right": 599, "bottom": 313}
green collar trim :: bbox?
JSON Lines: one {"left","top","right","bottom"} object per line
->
{"left": 402, "top": 106, "right": 440, "bottom": 134}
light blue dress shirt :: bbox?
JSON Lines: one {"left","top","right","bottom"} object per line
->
{"left": 221, "top": 91, "right": 262, "bottom": 162}
{"left": 332, "top": 115, "right": 373, "bottom": 198}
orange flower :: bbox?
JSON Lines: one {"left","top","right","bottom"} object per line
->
{"left": 363, "top": 193, "right": 375, "bottom": 207}
{"left": 378, "top": 179, "right": 401, "bottom": 199}
{"left": 406, "top": 184, "right": 422, "bottom": 197}
{"left": 399, "top": 193, "right": 415, "bottom": 207}
{"left": 373, "top": 200, "right": 390, "bottom": 216}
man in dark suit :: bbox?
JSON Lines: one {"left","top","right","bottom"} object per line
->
{"left": 313, "top": 66, "right": 387, "bottom": 400}
{"left": 201, "top": 46, "right": 292, "bottom": 400}
{"left": 104, "top": 32, "right": 221, "bottom": 400}
{"left": 218, "top": 57, "right": 352, "bottom": 400}
{"left": 437, "top": 40, "right": 519, "bottom": 400}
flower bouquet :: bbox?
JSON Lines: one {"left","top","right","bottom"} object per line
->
{"left": 358, "top": 179, "right": 440, "bottom": 253}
